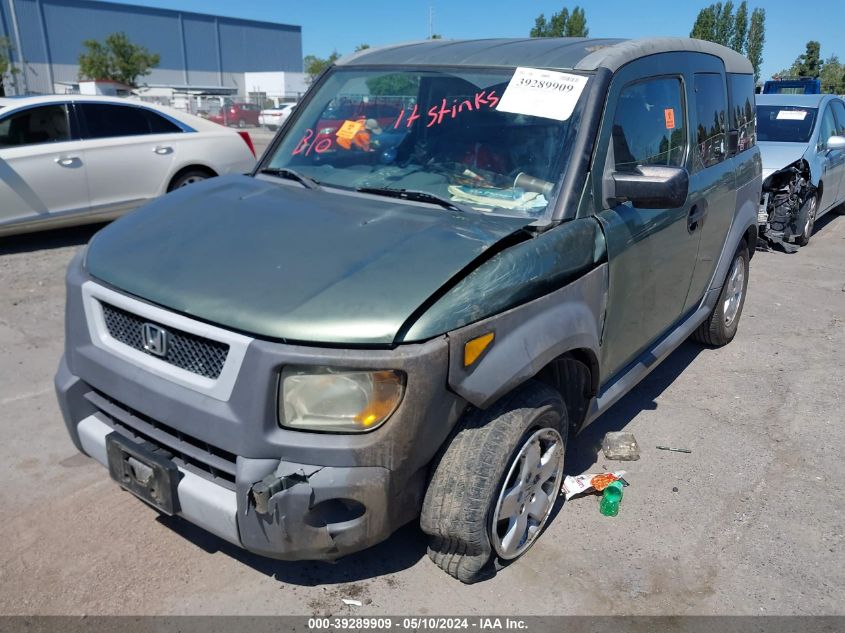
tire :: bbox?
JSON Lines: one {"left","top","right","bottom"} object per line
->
{"left": 795, "top": 195, "right": 817, "bottom": 246}
{"left": 692, "top": 240, "right": 750, "bottom": 347}
{"left": 168, "top": 170, "right": 210, "bottom": 192}
{"left": 237, "top": 118, "right": 246, "bottom": 129}
{"left": 420, "top": 381, "right": 567, "bottom": 583}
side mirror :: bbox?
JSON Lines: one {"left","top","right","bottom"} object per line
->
{"left": 607, "top": 165, "right": 690, "bottom": 209}
{"left": 827, "top": 135, "right": 845, "bottom": 150}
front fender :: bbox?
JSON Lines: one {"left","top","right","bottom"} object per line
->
{"left": 445, "top": 264, "right": 607, "bottom": 409}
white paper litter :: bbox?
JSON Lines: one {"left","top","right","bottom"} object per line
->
{"left": 561, "top": 470, "right": 626, "bottom": 501}
{"left": 342, "top": 598, "right": 363, "bottom": 607}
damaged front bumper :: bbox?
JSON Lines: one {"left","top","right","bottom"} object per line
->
{"left": 759, "top": 162, "right": 813, "bottom": 252}
{"left": 55, "top": 252, "right": 465, "bottom": 560}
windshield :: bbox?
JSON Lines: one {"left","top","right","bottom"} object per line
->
{"left": 262, "top": 67, "right": 588, "bottom": 218}
{"left": 756, "top": 105, "right": 818, "bottom": 143}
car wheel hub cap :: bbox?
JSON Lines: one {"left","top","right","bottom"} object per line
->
{"left": 490, "top": 427, "right": 564, "bottom": 560}
{"left": 723, "top": 256, "right": 745, "bottom": 326}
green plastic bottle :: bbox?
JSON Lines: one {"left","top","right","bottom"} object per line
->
{"left": 599, "top": 480, "right": 624, "bottom": 517}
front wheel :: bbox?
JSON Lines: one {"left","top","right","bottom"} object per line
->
{"left": 692, "top": 240, "right": 750, "bottom": 346}
{"left": 420, "top": 381, "right": 567, "bottom": 583}
{"left": 796, "top": 195, "right": 817, "bottom": 246}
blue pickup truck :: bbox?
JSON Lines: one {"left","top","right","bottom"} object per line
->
{"left": 763, "top": 78, "right": 821, "bottom": 95}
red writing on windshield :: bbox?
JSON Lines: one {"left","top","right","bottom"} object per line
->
{"left": 292, "top": 128, "right": 334, "bottom": 156}
{"left": 393, "top": 89, "right": 500, "bottom": 130}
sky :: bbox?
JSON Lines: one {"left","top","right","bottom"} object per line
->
{"left": 106, "top": 0, "right": 845, "bottom": 81}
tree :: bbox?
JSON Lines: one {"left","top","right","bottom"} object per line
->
{"left": 731, "top": 1, "right": 748, "bottom": 53}
{"left": 797, "top": 40, "right": 822, "bottom": 78}
{"left": 529, "top": 14, "right": 548, "bottom": 38}
{"left": 694, "top": 3, "right": 765, "bottom": 81}
{"left": 529, "top": 5, "right": 588, "bottom": 37}
{"left": 714, "top": 1, "right": 735, "bottom": 47}
{"left": 565, "top": 7, "right": 589, "bottom": 37}
{"left": 366, "top": 73, "right": 420, "bottom": 96}
{"left": 78, "top": 32, "right": 159, "bottom": 87}
{"left": 690, "top": 6, "right": 717, "bottom": 41}
{"left": 819, "top": 55, "right": 845, "bottom": 94}
{"left": 303, "top": 51, "right": 340, "bottom": 83}
{"left": 0, "top": 36, "right": 18, "bottom": 96}
{"left": 354, "top": 44, "right": 370, "bottom": 52}
{"left": 746, "top": 7, "right": 765, "bottom": 81}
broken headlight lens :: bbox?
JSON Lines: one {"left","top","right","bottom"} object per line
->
{"left": 279, "top": 367, "right": 405, "bottom": 433}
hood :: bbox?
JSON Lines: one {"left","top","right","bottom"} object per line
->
{"left": 85, "top": 175, "right": 529, "bottom": 345}
{"left": 758, "top": 141, "right": 809, "bottom": 181}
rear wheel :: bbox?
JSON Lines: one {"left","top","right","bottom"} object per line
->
{"left": 420, "top": 381, "right": 567, "bottom": 583}
{"left": 692, "top": 240, "right": 749, "bottom": 346}
{"left": 168, "top": 169, "right": 211, "bottom": 191}
{"left": 795, "top": 195, "right": 817, "bottom": 246}
{"left": 237, "top": 118, "right": 246, "bottom": 129}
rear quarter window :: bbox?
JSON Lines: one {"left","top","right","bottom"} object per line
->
{"left": 693, "top": 73, "right": 728, "bottom": 169}
{"left": 727, "top": 73, "right": 756, "bottom": 152}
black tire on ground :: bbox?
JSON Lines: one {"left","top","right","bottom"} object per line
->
{"left": 167, "top": 170, "right": 211, "bottom": 192}
{"left": 237, "top": 118, "right": 246, "bottom": 129}
{"left": 692, "top": 240, "right": 750, "bottom": 347}
{"left": 796, "top": 195, "right": 818, "bottom": 247}
{"left": 420, "top": 380, "right": 567, "bottom": 583}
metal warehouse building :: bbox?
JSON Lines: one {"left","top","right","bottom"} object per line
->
{"left": 0, "top": 0, "right": 303, "bottom": 99}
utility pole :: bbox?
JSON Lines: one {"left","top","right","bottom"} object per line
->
{"left": 428, "top": 5, "right": 434, "bottom": 39}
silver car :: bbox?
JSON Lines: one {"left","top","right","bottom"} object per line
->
{"left": 757, "top": 94, "right": 845, "bottom": 250}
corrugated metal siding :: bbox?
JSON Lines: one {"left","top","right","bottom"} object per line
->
{"left": 218, "top": 20, "right": 301, "bottom": 73}
{"left": 4, "top": 0, "right": 301, "bottom": 94}
{"left": 183, "top": 14, "right": 218, "bottom": 74}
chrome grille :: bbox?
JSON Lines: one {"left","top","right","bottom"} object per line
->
{"left": 101, "top": 302, "right": 229, "bottom": 379}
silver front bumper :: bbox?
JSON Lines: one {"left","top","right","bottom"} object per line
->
{"left": 76, "top": 413, "right": 240, "bottom": 546}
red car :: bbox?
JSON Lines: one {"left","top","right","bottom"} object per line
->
{"left": 207, "top": 102, "right": 261, "bottom": 128}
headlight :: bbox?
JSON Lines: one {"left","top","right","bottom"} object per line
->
{"left": 279, "top": 367, "right": 405, "bottom": 433}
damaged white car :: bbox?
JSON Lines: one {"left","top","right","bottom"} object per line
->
{"left": 757, "top": 94, "right": 845, "bottom": 251}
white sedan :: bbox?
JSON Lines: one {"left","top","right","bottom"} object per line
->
{"left": 258, "top": 103, "right": 296, "bottom": 131}
{"left": 0, "top": 95, "right": 256, "bottom": 237}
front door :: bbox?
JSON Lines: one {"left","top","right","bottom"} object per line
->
{"left": 591, "top": 54, "right": 702, "bottom": 381}
{"left": 0, "top": 104, "right": 90, "bottom": 227}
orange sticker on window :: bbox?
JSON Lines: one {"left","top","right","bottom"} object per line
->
{"left": 336, "top": 119, "right": 364, "bottom": 142}
{"left": 664, "top": 108, "right": 676, "bottom": 130}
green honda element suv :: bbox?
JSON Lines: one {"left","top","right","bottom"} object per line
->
{"left": 56, "top": 37, "right": 762, "bottom": 583}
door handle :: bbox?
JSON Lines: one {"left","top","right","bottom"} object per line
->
{"left": 54, "top": 156, "right": 79, "bottom": 167}
{"left": 687, "top": 204, "right": 707, "bottom": 233}
{"left": 153, "top": 145, "right": 173, "bottom": 155}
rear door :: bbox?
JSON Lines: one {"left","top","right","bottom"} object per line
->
{"left": 683, "top": 65, "right": 738, "bottom": 312}
{"left": 0, "top": 103, "right": 90, "bottom": 227}
{"left": 76, "top": 102, "right": 182, "bottom": 212}
{"left": 591, "top": 53, "right": 701, "bottom": 380}
{"left": 814, "top": 104, "right": 845, "bottom": 213}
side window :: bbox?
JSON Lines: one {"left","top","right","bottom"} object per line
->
{"left": 80, "top": 103, "right": 168, "bottom": 139}
{"left": 829, "top": 100, "right": 845, "bottom": 136}
{"left": 693, "top": 73, "right": 728, "bottom": 168}
{"left": 817, "top": 106, "right": 837, "bottom": 150}
{"left": 0, "top": 105, "right": 70, "bottom": 148}
{"left": 141, "top": 109, "right": 182, "bottom": 134}
{"left": 611, "top": 77, "right": 686, "bottom": 172}
{"left": 727, "top": 73, "right": 756, "bottom": 152}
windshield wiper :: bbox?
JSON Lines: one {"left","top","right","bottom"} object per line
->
{"left": 356, "top": 187, "right": 471, "bottom": 213}
{"left": 259, "top": 167, "right": 321, "bottom": 190}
